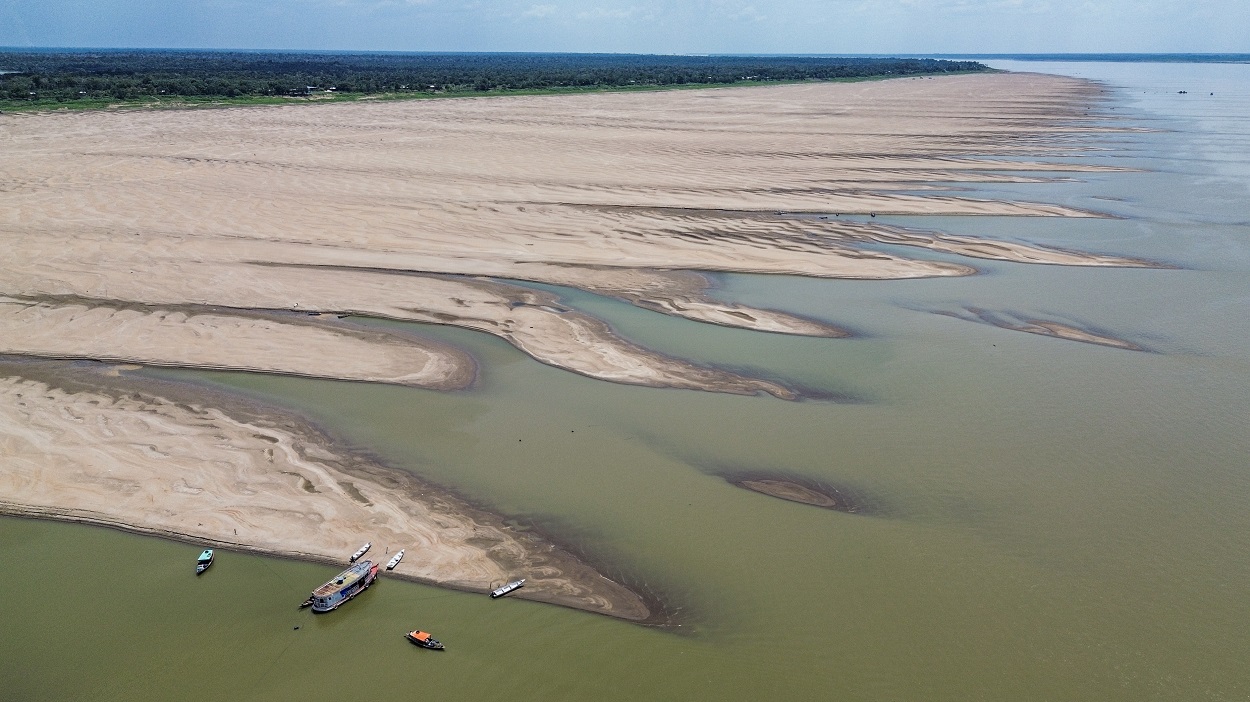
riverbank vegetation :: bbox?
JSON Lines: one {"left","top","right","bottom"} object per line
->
{"left": 0, "top": 50, "right": 987, "bottom": 111}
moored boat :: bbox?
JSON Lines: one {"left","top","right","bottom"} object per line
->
{"left": 308, "top": 560, "right": 378, "bottom": 612}
{"left": 405, "top": 630, "right": 444, "bottom": 650}
{"left": 386, "top": 549, "right": 404, "bottom": 570}
{"left": 196, "top": 549, "right": 214, "bottom": 575}
{"left": 490, "top": 578, "right": 525, "bottom": 598}
{"left": 349, "top": 542, "right": 371, "bottom": 563}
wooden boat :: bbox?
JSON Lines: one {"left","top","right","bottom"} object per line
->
{"left": 349, "top": 542, "right": 371, "bottom": 563}
{"left": 405, "top": 630, "right": 444, "bottom": 650}
{"left": 490, "top": 578, "right": 525, "bottom": 598}
{"left": 308, "top": 560, "right": 379, "bottom": 612}
{"left": 385, "top": 549, "right": 404, "bottom": 570}
{"left": 196, "top": 549, "right": 214, "bottom": 575}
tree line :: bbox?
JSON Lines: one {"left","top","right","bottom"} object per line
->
{"left": 0, "top": 51, "right": 988, "bottom": 102}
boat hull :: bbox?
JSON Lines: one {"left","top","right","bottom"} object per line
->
{"left": 310, "top": 562, "right": 378, "bottom": 612}
{"left": 405, "top": 632, "right": 445, "bottom": 650}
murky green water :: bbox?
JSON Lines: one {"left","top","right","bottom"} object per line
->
{"left": 3, "top": 62, "right": 1248, "bottom": 701}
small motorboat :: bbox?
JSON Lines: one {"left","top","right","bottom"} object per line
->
{"left": 349, "top": 542, "right": 371, "bottom": 563}
{"left": 386, "top": 549, "right": 405, "bottom": 570}
{"left": 196, "top": 549, "right": 214, "bottom": 575}
{"left": 298, "top": 597, "right": 314, "bottom": 609}
{"left": 405, "top": 630, "right": 444, "bottom": 650}
{"left": 490, "top": 579, "right": 525, "bottom": 599}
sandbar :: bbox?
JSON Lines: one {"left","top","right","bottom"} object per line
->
{"left": 0, "top": 73, "right": 1158, "bottom": 618}
{"left": 0, "top": 366, "right": 653, "bottom": 621}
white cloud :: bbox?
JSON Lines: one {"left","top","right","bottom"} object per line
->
{"left": 523, "top": 3, "right": 557, "bottom": 17}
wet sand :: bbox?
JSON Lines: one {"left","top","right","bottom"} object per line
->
{"left": 932, "top": 307, "right": 1147, "bottom": 351}
{"left": 727, "top": 476, "right": 865, "bottom": 513}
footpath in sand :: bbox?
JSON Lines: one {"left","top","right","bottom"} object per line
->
{"left": 0, "top": 73, "right": 1161, "bottom": 618}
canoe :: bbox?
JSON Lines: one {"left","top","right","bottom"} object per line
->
{"left": 386, "top": 549, "right": 404, "bottom": 570}
{"left": 490, "top": 579, "right": 525, "bottom": 598}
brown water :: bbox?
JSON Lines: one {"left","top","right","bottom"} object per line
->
{"left": 3, "top": 62, "right": 1249, "bottom": 701}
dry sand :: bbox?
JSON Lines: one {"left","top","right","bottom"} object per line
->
{"left": 0, "top": 370, "right": 651, "bottom": 620}
{"left": 0, "top": 73, "right": 1158, "bottom": 618}
{"left": 1, "top": 72, "right": 1157, "bottom": 396}
{"left": 0, "top": 297, "right": 475, "bottom": 388}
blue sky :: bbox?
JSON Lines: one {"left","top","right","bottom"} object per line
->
{"left": 2, "top": 0, "right": 1247, "bottom": 53}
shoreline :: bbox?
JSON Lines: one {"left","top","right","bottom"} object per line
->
{"left": 0, "top": 73, "right": 1161, "bottom": 629}
{"left": 0, "top": 361, "right": 658, "bottom": 624}
{"left": 0, "top": 70, "right": 992, "bottom": 115}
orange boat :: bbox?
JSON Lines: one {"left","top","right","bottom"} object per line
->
{"left": 405, "top": 630, "right": 445, "bottom": 650}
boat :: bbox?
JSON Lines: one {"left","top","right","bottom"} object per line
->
{"left": 349, "top": 542, "right": 371, "bottom": 563}
{"left": 490, "top": 578, "right": 525, "bottom": 598}
{"left": 196, "top": 549, "right": 214, "bottom": 575}
{"left": 385, "top": 549, "right": 404, "bottom": 570}
{"left": 307, "top": 560, "right": 379, "bottom": 612}
{"left": 405, "top": 630, "right": 445, "bottom": 650}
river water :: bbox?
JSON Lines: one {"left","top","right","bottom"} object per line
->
{"left": 3, "top": 61, "right": 1248, "bottom": 701}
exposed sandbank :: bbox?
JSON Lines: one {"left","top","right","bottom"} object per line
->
{"left": 0, "top": 367, "right": 652, "bottom": 621}
{"left": 932, "top": 307, "right": 1146, "bottom": 351}
{"left": 0, "top": 74, "right": 1157, "bottom": 620}
{"left": 0, "top": 297, "right": 475, "bottom": 389}
{"left": 726, "top": 475, "right": 866, "bottom": 513}
{"left": 0, "top": 72, "right": 1159, "bottom": 396}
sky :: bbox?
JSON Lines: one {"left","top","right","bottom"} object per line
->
{"left": 1, "top": 0, "right": 1247, "bottom": 54}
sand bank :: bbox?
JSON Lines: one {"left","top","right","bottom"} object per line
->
{"left": 0, "top": 74, "right": 1158, "bottom": 619}
{"left": 0, "top": 297, "right": 474, "bottom": 389}
{"left": 726, "top": 475, "right": 865, "bottom": 513}
{"left": 0, "top": 370, "right": 652, "bottom": 621}
{"left": 2, "top": 251, "right": 799, "bottom": 398}
{"left": 933, "top": 307, "right": 1146, "bottom": 351}
{"left": 0, "top": 73, "right": 1160, "bottom": 397}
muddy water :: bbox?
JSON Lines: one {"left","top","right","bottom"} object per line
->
{"left": 3, "top": 62, "right": 1249, "bottom": 700}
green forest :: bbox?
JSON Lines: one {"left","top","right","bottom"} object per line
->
{"left": 0, "top": 50, "right": 987, "bottom": 108}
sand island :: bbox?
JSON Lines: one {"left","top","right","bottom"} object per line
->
{"left": 0, "top": 72, "right": 1160, "bottom": 620}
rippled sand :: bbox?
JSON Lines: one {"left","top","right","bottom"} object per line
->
{"left": 0, "top": 73, "right": 1160, "bottom": 617}
{"left": 1, "top": 72, "right": 1155, "bottom": 395}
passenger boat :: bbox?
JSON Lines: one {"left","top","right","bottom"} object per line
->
{"left": 349, "top": 542, "right": 371, "bottom": 563}
{"left": 196, "top": 549, "right": 214, "bottom": 575}
{"left": 308, "top": 560, "right": 378, "bottom": 612}
{"left": 405, "top": 630, "right": 445, "bottom": 650}
{"left": 385, "top": 549, "right": 404, "bottom": 570}
{"left": 490, "top": 579, "right": 525, "bottom": 598}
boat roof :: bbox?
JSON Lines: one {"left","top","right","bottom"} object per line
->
{"left": 313, "top": 561, "right": 373, "bottom": 597}
{"left": 410, "top": 631, "right": 431, "bottom": 641}
{"left": 198, "top": 550, "right": 213, "bottom": 560}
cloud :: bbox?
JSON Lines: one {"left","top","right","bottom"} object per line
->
{"left": 728, "top": 4, "right": 765, "bottom": 21}
{"left": 523, "top": 3, "right": 557, "bottom": 17}
{"left": 572, "top": 4, "right": 655, "bottom": 20}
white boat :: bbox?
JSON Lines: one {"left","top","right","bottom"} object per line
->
{"left": 386, "top": 549, "right": 405, "bottom": 570}
{"left": 349, "top": 542, "right": 371, "bottom": 563}
{"left": 308, "top": 561, "right": 379, "bottom": 612}
{"left": 490, "top": 579, "right": 525, "bottom": 598}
